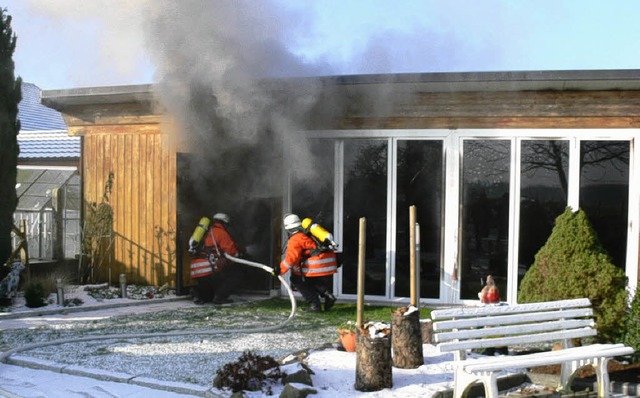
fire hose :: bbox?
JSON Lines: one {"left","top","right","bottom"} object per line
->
{"left": 0, "top": 254, "right": 297, "bottom": 363}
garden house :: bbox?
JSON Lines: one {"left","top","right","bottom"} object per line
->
{"left": 15, "top": 83, "right": 80, "bottom": 267}
{"left": 41, "top": 69, "right": 640, "bottom": 305}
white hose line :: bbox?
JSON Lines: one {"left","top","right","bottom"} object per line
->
{"left": 0, "top": 255, "right": 297, "bottom": 364}
{"left": 223, "top": 252, "right": 297, "bottom": 322}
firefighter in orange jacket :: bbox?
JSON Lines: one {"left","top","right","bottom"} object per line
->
{"left": 278, "top": 213, "right": 337, "bottom": 312}
{"left": 189, "top": 213, "right": 243, "bottom": 305}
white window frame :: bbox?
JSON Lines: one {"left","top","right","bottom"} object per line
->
{"left": 289, "top": 128, "right": 640, "bottom": 304}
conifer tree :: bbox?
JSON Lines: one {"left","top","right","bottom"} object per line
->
{"left": 0, "top": 8, "right": 22, "bottom": 267}
{"left": 623, "top": 287, "right": 640, "bottom": 351}
{"left": 518, "top": 207, "right": 628, "bottom": 343}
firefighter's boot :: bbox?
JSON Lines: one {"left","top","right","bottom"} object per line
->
{"left": 302, "top": 302, "right": 322, "bottom": 313}
{"left": 323, "top": 292, "right": 336, "bottom": 312}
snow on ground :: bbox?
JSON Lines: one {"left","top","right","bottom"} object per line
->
{"left": 0, "top": 287, "right": 525, "bottom": 397}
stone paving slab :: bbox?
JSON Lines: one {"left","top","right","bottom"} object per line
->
{"left": 3, "top": 354, "right": 210, "bottom": 397}
{"left": 0, "top": 361, "right": 201, "bottom": 397}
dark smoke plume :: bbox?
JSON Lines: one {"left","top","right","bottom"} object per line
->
{"left": 144, "top": 1, "right": 331, "bottom": 209}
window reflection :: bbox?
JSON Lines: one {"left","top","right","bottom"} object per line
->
{"left": 395, "top": 140, "right": 443, "bottom": 299}
{"left": 291, "top": 139, "right": 335, "bottom": 227}
{"left": 519, "top": 140, "right": 568, "bottom": 285}
{"left": 290, "top": 139, "right": 336, "bottom": 292}
{"left": 342, "top": 140, "right": 388, "bottom": 296}
{"left": 460, "top": 140, "right": 510, "bottom": 300}
{"left": 579, "top": 141, "right": 629, "bottom": 269}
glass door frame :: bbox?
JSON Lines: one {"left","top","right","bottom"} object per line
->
{"left": 289, "top": 128, "right": 640, "bottom": 305}
{"left": 452, "top": 129, "right": 639, "bottom": 305}
{"left": 292, "top": 129, "right": 450, "bottom": 304}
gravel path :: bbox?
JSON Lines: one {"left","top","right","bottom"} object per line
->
{"left": 0, "top": 293, "right": 336, "bottom": 387}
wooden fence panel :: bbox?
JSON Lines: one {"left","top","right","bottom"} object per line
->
{"left": 82, "top": 127, "right": 176, "bottom": 285}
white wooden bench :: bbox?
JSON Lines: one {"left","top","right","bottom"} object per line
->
{"left": 430, "top": 298, "right": 635, "bottom": 398}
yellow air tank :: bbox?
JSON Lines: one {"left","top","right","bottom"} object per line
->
{"left": 301, "top": 218, "right": 337, "bottom": 249}
{"left": 190, "top": 216, "right": 211, "bottom": 246}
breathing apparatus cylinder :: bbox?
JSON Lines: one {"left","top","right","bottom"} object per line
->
{"left": 189, "top": 216, "right": 211, "bottom": 253}
{"left": 301, "top": 218, "right": 338, "bottom": 249}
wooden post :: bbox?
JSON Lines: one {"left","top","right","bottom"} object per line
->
{"left": 409, "top": 205, "right": 417, "bottom": 307}
{"left": 356, "top": 217, "right": 365, "bottom": 329}
{"left": 391, "top": 206, "right": 424, "bottom": 369}
{"left": 415, "top": 222, "right": 421, "bottom": 306}
{"left": 355, "top": 216, "right": 393, "bottom": 392}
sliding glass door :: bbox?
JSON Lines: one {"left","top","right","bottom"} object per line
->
{"left": 289, "top": 130, "right": 637, "bottom": 304}
{"left": 394, "top": 140, "right": 443, "bottom": 299}
{"left": 341, "top": 140, "right": 388, "bottom": 296}
{"left": 459, "top": 140, "right": 511, "bottom": 300}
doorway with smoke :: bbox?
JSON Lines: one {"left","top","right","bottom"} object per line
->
{"left": 176, "top": 154, "right": 282, "bottom": 295}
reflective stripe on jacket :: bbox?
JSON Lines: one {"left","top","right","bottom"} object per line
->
{"left": 301, "top": 250, "right": 338, "bottom": 277}
{"left": 190, "top": 221, "right": 239, "bottom": 278}
{"left": 190, "top": 258, "right": 213, "bottom": 278}
{"left": 280, "top": 231, "right": 337, "bottom": 277}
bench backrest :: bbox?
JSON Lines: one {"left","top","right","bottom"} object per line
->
{"left": 430, "top": 298, "right": 597, "bottom": 359}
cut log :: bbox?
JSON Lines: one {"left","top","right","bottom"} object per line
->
{"left": 355, "top": 328, "right": 392, "bottom": 391}
{"left": 391, "top": 307, "right": 424, "bottom": 368}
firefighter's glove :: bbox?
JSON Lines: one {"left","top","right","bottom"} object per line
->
{"left": 273, "top": 266, "right": 280, "bottom": 276}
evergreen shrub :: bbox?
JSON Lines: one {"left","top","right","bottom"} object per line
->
{"left": 0, "top": 9, "right": 22, "bottom": 267}
{"left": 518, "top": 207, "right": 627, "bottom": 343}
{"left": 24, "top": 282, "right": 47, "bottom": 308}
{"left": 23, "top": 271, "right": 70, "bottom": 297}
{"left": 623, "top": 287, "right": 640, "bottom": 352}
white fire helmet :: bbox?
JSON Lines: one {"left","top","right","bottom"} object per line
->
{"left": 212, "top": 213, "right": 230, "bottom": 224}
{"left": 283, "top": 213, "right": 302, "bottom": 231}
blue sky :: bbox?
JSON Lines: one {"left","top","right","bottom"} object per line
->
{"left": 3, "top": 0, "right": 640, "bottom": 90}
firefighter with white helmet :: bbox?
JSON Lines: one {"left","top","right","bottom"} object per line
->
{"left": 283, "top": 213, "right": 302, "bottom": 230}
{"left": 278, "top": 213, "right": 337, "bottom": 312}
{"left": 212, "top": 213, "right": 230, "bottom": 224}
{"left": 189, "top": 212, "right": 243, "bottom": 305}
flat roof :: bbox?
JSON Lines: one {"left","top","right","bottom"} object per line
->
{"left": 41, "top": 84, "right": 155, "bottom": 109}
{"left": 41, "top": 69, "right": 640, "bottom": 110}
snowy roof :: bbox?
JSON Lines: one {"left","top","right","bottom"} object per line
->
{"left": 18, "top": 130, "right": 80, "bottom": 159}
{"left": 18, "top": 82, "right": 67, "bottom": 131}
{"left": 17, "top": 83, "right": 79, "bottom": 160}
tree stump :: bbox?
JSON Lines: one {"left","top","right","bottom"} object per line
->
{"left": 421, "top": 319, "right": 433, "bottom": 344}
{"left": 391, "top": 306, "right": 424, "bottom": 368}
{"left": 354, "top": 328, "right": 392, "bottom": 391}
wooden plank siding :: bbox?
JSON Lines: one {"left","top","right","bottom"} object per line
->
{"left": 80, "top": 127, "right": 177, "bottom": 285}
{"left": 306, "top": 89, "right": 640, "bottom": 129}
{"left": 338, "top": 116, "right": 640, "bottom": 129}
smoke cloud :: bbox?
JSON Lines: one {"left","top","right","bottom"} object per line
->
{"left": 143, "top": 1, "right": 332, "bottom": 210}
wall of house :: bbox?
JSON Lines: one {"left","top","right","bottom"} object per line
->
{"left": 318, "top": 90, "right": 640, "bottom": 129}
{"left": 49, "top": 79, "right": 640, "bottom": 294}
{"left": 312, "top": 87, "right": 640, "bottom": 290}
{"left": 82, "top": 129, "right": 177, "bottom": 285}
{"left": 59, "top": 98, "right": 179, "bottom": 286}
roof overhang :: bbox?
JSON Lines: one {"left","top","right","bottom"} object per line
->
{"left": 293, "top": 69, "right": 640, "bottom": 92}
{"left": 41, "top": 84, "right": 156, "bottom": 110}
{"left": 42, "top": 70, "right": 640, "bottom": 110}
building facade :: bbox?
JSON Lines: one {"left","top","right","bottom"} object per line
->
{"left": 42, "top": 70, "right": 640, "bottom": 304}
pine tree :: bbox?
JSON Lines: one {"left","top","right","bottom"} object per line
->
{"left": 0, "top": 8, "right": 22, "bottom": 267}
{"left": 518, "top": 207, "right": 628, "bottom": 343}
